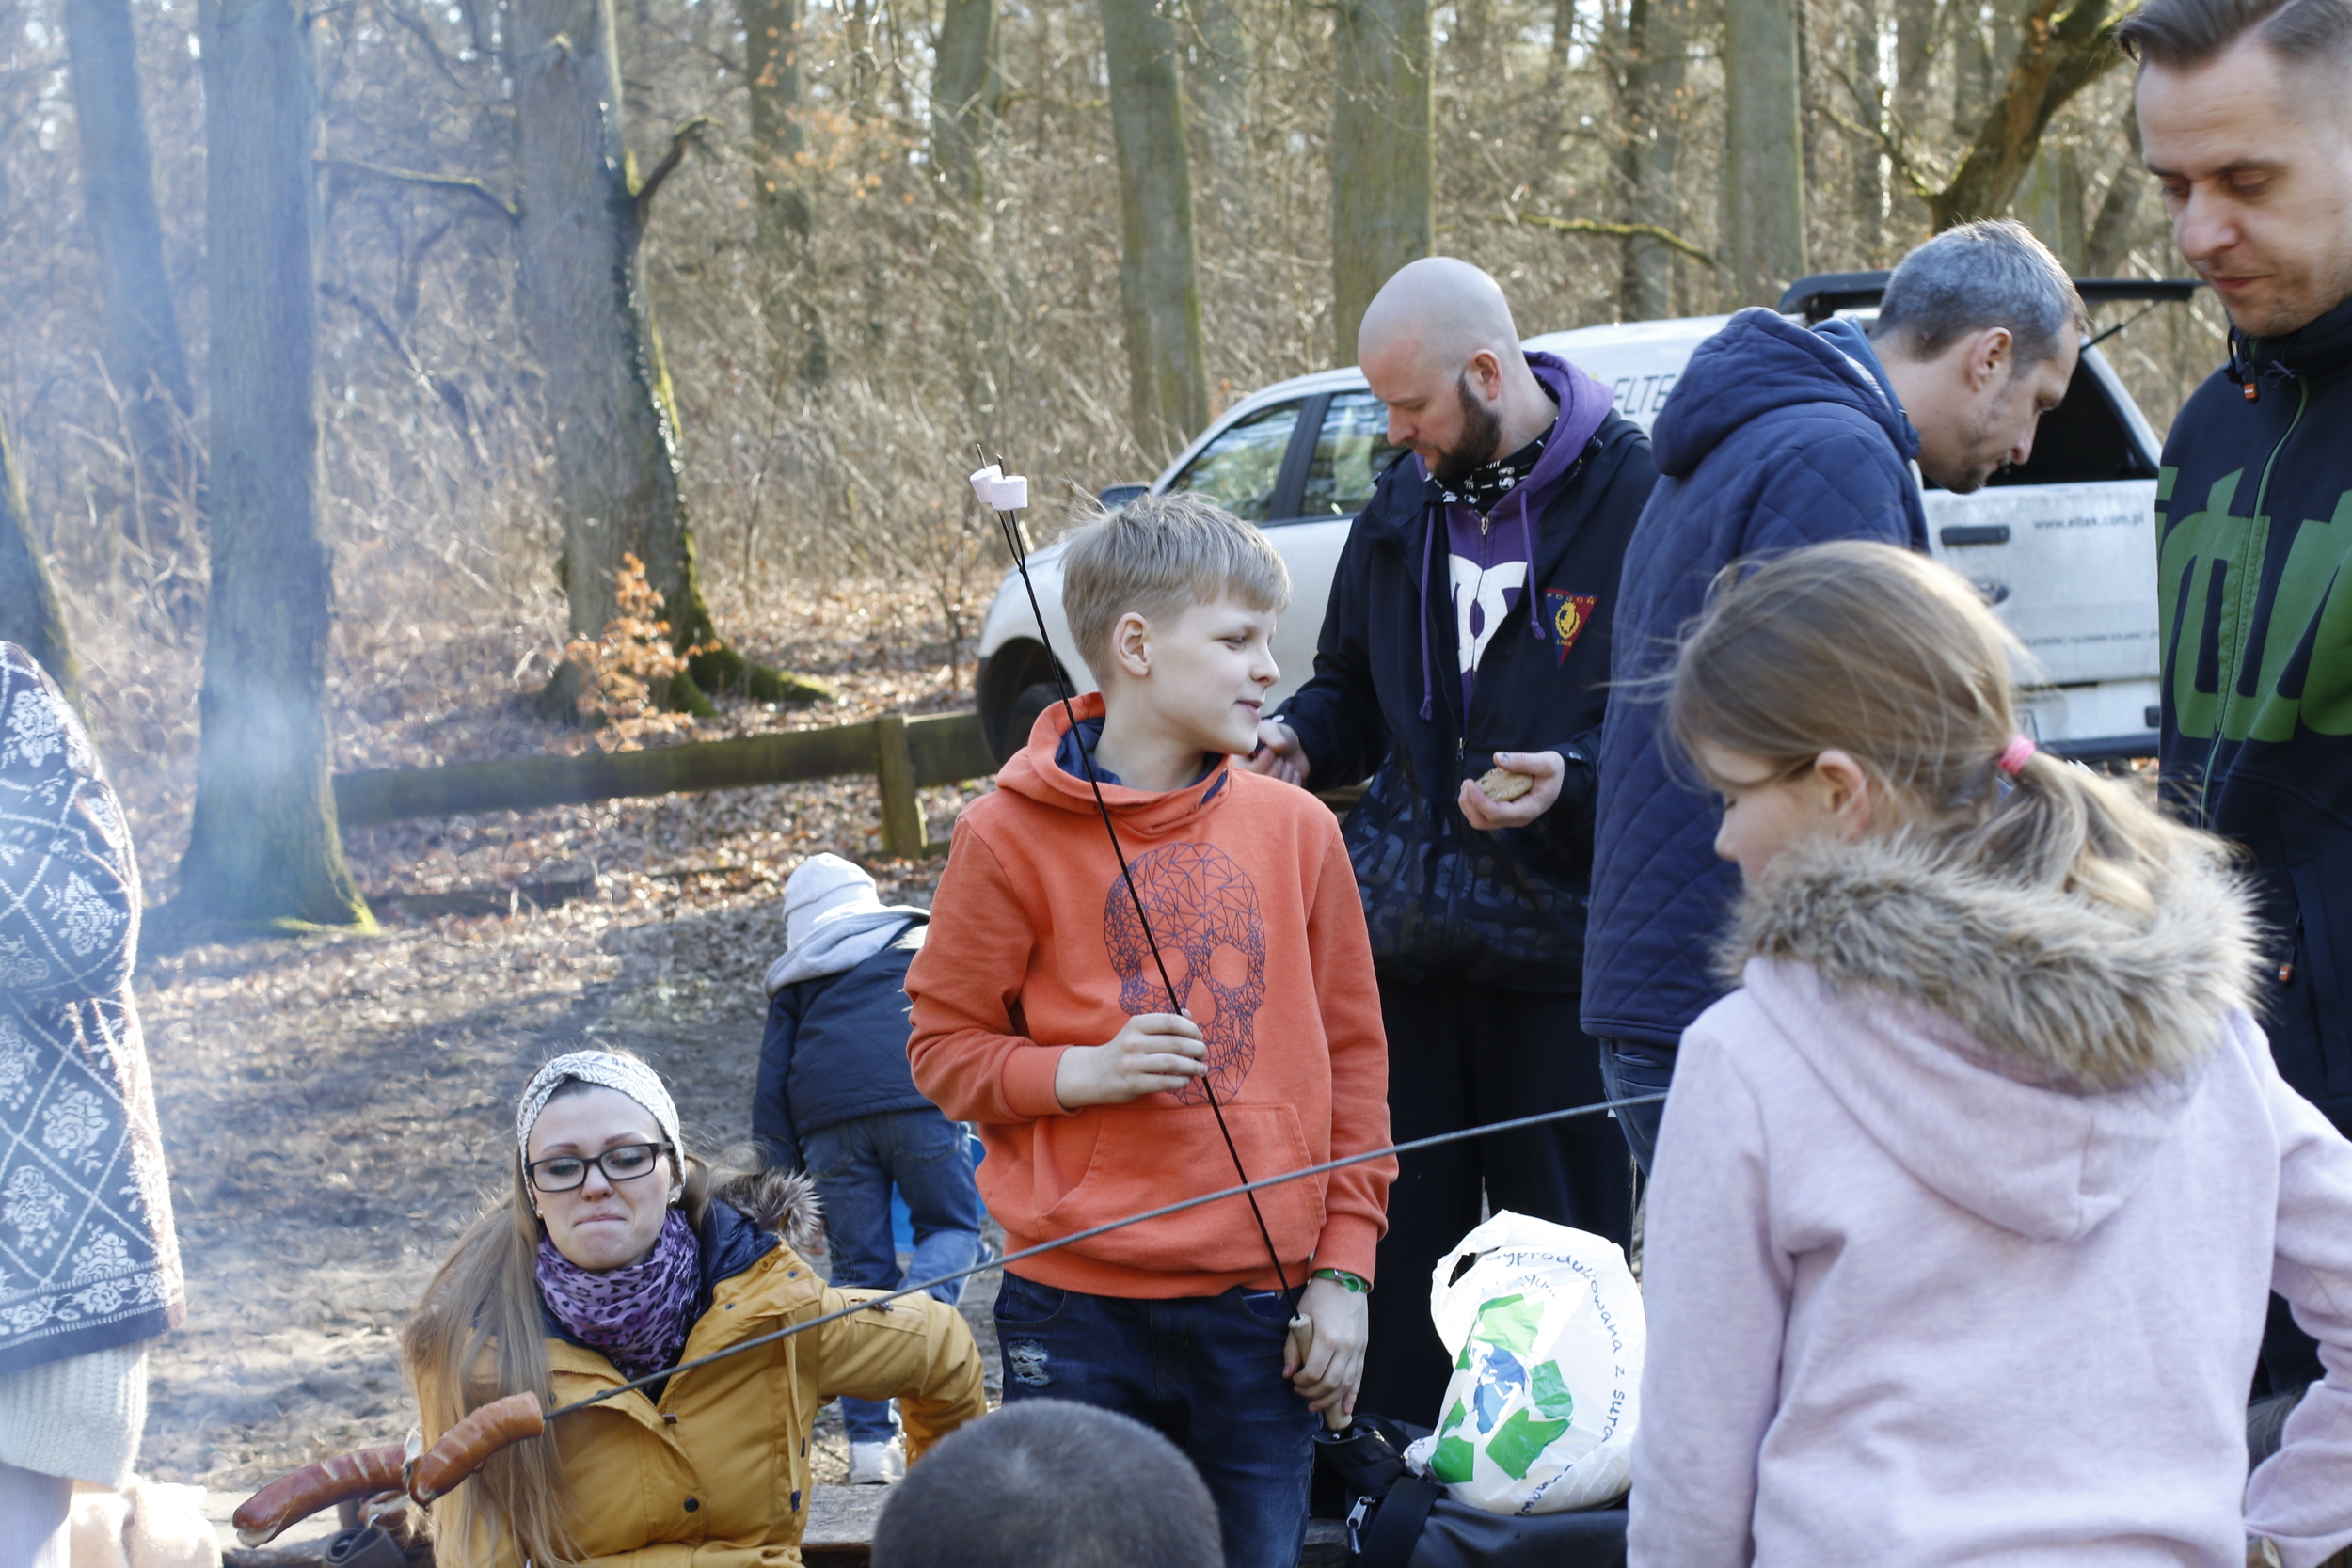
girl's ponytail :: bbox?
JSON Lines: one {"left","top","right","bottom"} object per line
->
{"left": 1666, "top": 540, "right": 2229, "bottom": 926}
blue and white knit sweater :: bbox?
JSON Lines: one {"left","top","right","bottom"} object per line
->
{"left": 0, "top": 644, "right": 182, "bottom": 1384}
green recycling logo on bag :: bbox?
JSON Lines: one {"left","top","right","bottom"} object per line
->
{"left": 1406, "top": 1212, "right": 1645, "bottom": 1514}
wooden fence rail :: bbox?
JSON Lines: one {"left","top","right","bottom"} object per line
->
{"left": 331, "top": 710, "right": 998, "bottom": 857}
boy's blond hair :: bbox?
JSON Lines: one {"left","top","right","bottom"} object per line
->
{"left": 1059, "top": 493, "right": 1291, "bottom": 679}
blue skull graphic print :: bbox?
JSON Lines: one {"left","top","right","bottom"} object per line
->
{"left": 1103, "top": 843, "right": 1266, "bottom": 1103}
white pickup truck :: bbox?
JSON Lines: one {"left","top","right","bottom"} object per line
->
{"left": 973, "top": 273, "right": 2196, "bottom": 767}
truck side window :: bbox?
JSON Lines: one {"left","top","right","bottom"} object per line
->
{"left": 1981, "top": 358, "right": 2158, "bottom": 487}
{"left": 1302, "top": 392, "right": 1404, "bottom": 517}
{"left": 1166, "top": 402, "right": 1303, "bottom": 522}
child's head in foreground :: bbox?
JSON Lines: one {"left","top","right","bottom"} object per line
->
{"left": 868, "top": 1398, "right": 1226, "bottom": 1568}
{"left": 1667, "top": 540, "right": 2222, "bottom": 928}
{"left": 1059, "top": 492, "right": 1292, "bottom": 758}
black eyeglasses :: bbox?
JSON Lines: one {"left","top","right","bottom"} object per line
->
{"left": 526, "top": 1142, "right": 673, "bottom": 1194}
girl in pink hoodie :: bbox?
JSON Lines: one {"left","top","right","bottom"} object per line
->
{"left": 1629, "top": 541, "right": 2352, "bottom": 1568}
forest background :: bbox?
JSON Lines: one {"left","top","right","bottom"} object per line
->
{"left": 2, "top": 0, "right": 2231, "bottom": 920}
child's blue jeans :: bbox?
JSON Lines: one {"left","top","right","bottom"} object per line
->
{"left": 994, "top": 1271, "right": 1318, "bottom": 1568}
{"left": 803, "top": 1108, "right": 986, "bottom": 1445}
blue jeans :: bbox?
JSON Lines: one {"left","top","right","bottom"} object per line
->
{"left": 1597, "top": 1037, "right": 1677, "bottom": 1177}
{"left": 803, "top": 1109, "right": 986, "bottom": 1444}
{"left": 994, "top": 1273, "right": 1317, "bottom": 1568}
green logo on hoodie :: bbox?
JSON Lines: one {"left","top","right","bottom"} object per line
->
{"left": 2159, "top": 467, "right": 2352, "bottom": 741}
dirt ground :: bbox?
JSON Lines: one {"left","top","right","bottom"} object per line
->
{"left": 106, "top": 584, "right": 1005, "bottom": 1496}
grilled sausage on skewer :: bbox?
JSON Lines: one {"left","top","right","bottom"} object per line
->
{"left": 231, "top": 1445, "right": 409, "bottom": 1546}
{"left": 409, "top": 1392, "right": 548, "bottom": 1502}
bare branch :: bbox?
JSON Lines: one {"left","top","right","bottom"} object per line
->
{"left": 1820, "top": 59, "right": 1946, "bottom": 201}
{"left": 635, "top": 116, "right": 717, "bottom": 216}
{"left": 1503, "top": 211, "right": 1716, "bottom": 266}
{"left": 316, "top": 155, "right": 520, "bottom": 223}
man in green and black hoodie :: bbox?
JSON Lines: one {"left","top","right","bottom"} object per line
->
{"left": 2128, "top": 0, "right": 2352, "bottom": 1384}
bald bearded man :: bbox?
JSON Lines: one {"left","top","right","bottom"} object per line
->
{"left": 1246, "top": 258, "right": 1657, "bottom": 1420}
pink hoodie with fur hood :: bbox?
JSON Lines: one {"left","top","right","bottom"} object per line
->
{"left": 1630, "top": 832, "right": 2352, "bottom": 1568}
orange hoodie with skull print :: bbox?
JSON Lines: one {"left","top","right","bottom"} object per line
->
{"left": 906, "top": 694, "right": 1394, "bottom": 1299}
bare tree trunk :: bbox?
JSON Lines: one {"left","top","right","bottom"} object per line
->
{"left": 931, "top": 0, "right": 996, "bottom": 205}
{"left": 1851, "top": 0, "right": 1887, "bottom": 260}
{"left": 1617, "top": 0, "right": 1692, "bottom": 320}
{"left": 512, "top": 0, "right": 825, "bottom": 709}
{"left": 0, "top": 409, "right": 77, "bottom": 705}
{"left": 177, "top": 0, "right": 369, "bottom": 930}
{"left": 65, "top": 0, "right": 204, "bottom": 556}
{"left": 1724, "top": 0, "right": 1808, "bottom": 305}
{"left": 745, "top": 0, "right": 826, "bottom": 388}
{"left": 931, "top": 0, "right": 999, "bottom": 206}
{"left": 1184, "top": 0, "right": 1251, "bottom": 232}
{"left": 1100, "top": 0, "right": 1209, "bottom": 460}
{"left": 2083, "top": 102, "right": 2143, "bottom": 275}
{"left": 1332, "top": 0, "right": 1432, "bottom": 359}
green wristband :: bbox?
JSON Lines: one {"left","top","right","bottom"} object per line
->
{"left": 1311, "top": 1267, "right": 1371, "bottom": 1294}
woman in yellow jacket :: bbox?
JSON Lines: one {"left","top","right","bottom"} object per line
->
{"left": 403, "top": 1050, "right": 986, "bottom": 1568}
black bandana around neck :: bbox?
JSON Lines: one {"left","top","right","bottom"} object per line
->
{"left": 1432, "top": 427, "right": 1549, "bottom": 514}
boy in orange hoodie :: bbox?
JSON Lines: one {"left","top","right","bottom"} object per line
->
{"left": 907, "top": 493, "right": 1394, "bottom": 1568}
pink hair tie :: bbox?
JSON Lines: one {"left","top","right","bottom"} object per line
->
{"left": 1995, "top": 735, "right": 2038, "bottom": 778}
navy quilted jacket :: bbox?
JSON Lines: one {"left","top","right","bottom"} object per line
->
{"left": 1277, "top": 372, "right": 1658, "bottom": 993}
{"left": 1580, "top": 309, "right": 1929, "bottom": 1048}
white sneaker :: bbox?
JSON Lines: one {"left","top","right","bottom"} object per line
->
{"left": 849, "top": 1438, "right": 906, "bottom": 1484}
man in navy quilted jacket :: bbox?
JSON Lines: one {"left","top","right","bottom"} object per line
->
{"left": 1582, "top": 220, "right": 2085, "bottom": 1173}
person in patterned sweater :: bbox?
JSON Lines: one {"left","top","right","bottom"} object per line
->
{"left": 0, "top": 642, "right": 184, "bottom": 1568}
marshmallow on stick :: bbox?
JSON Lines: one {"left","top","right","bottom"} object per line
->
{"left": 968, "top": 465, "right": 1028, "bottom": 513}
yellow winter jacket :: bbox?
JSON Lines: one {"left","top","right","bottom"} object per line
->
{"left": 443, "top": 1203, "right": 986, "bottom": 1568}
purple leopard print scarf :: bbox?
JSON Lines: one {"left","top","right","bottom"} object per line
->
{"left": 535, "top": 1207, "right": 701, "bottom": 1380}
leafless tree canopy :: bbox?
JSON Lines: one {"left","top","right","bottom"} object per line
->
{"left": 3, "top": 0, "right": 2230, "bottom": 896}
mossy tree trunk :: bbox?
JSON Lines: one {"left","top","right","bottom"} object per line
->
{"left": 65, "top": 0, "right": 204, "bottom": 560}
{"left": 0, "top": 408, "right": 78, "bottom": 706}
{"left": 1100, "top": 0, "right": 1209, "bottom": 462}
{"left": 1331, "top": 0, "right": 1432, "bottom": 360}
{"left": 1723, "top": 0, "right": 1807, "bottom": 306}
{"left": 176, "top": 0, "right": 370, "bottom": 930}
{"left": 511, "top": 0, "right": 828, "bottom": 711}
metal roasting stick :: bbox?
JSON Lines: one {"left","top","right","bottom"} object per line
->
{"left": 973, "top": 451, "right": 1297, "bottom": 1311}
{"left": 237, "top": 1090, "right": 1665, "bottom": 1536}
{"left": 544, "top": 1090, "right": 1666, "bottom": 1419}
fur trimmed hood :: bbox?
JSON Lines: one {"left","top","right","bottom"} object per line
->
{"left": 1717, "top": 832, "right": 2265, "bottom": 1241}
{"left": 1724, "top": 832, "right": 2260, "bottom": 1090}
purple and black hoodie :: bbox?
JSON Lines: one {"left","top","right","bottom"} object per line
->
{"left": 1275, "top": 352, "right": 1657, "bottom": 991}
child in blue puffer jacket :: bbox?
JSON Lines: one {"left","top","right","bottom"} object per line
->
{"left": 755, "top": 854, "right": 985, "bottom": 1484}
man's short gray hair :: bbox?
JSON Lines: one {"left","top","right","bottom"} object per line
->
{"left": 1870, "top": 219, "right": 2089, "bottom": 367}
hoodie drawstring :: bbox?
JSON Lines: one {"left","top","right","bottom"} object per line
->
{"left": 1418, "top": 508, "right": 1438, "bottom": 722}
{"left": 1520, "top": 488, "right": 1543, "bottom": 641}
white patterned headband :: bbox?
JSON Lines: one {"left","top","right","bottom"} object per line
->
{"left": 516, "top": 1052, "right": 683, "bottom": 1165}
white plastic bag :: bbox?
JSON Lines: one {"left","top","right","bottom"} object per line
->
{"left": 1402, "top": 1210, "right": 1645, "bottom": 1515}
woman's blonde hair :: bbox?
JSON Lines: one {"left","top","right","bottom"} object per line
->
{"left": 401, "top": 1054, "right": 808, "bottom": 1565}
{"left": 1665, "top": 540, "right": 2211, "bottom": 918}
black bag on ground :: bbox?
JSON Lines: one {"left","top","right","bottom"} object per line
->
{"left": 1316, "top": 1416, "right": 1629, "bottom": 1568}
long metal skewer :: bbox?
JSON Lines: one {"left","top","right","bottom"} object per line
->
{"left": 547, "top": 1089, "right": 1664, "bottom": 1418}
